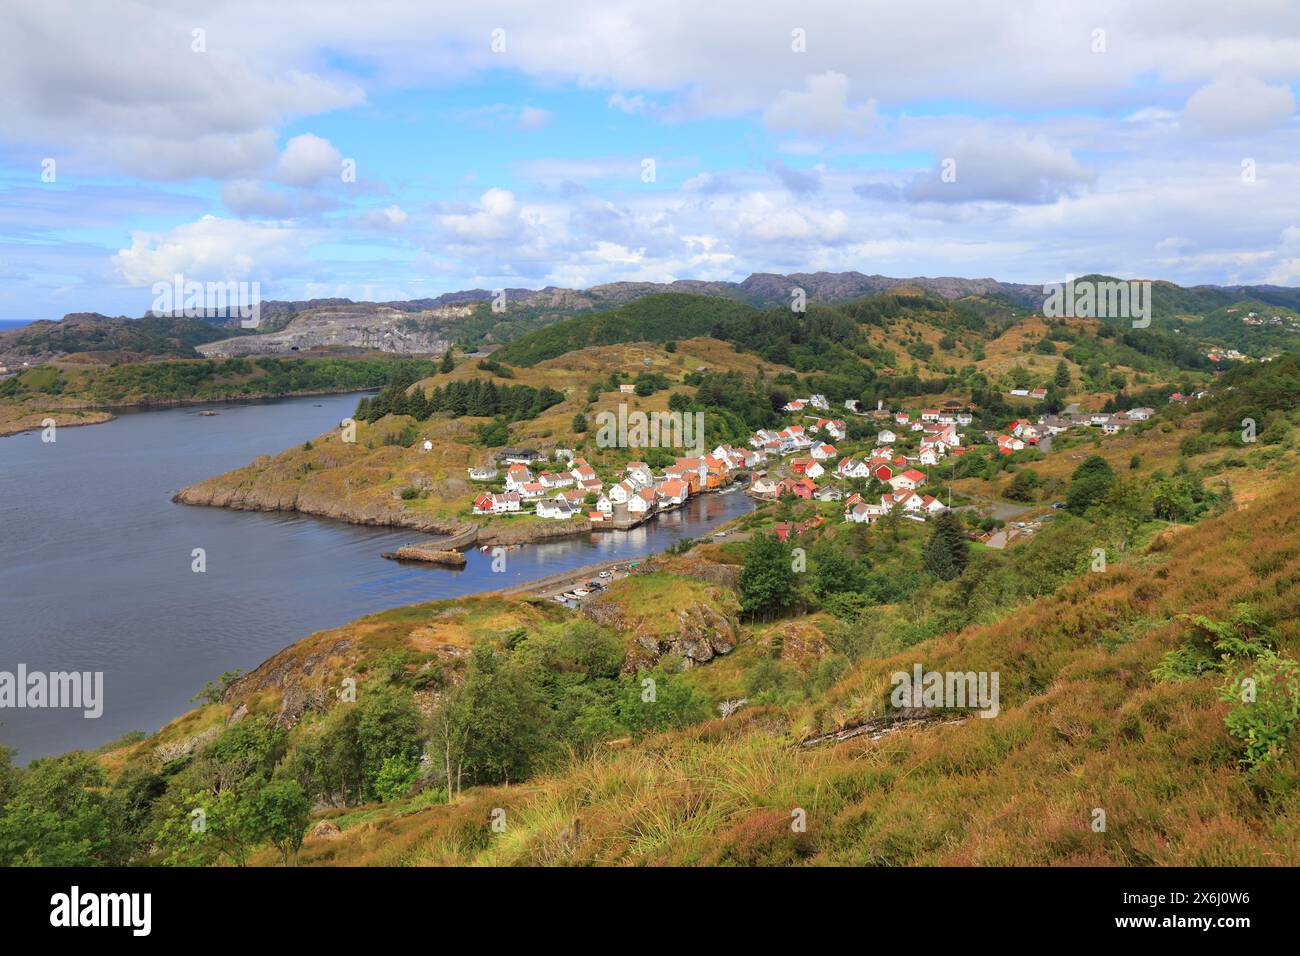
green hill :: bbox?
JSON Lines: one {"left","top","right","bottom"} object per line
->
{"left": 493, "top": 293, "right": 756, "bottom": 366}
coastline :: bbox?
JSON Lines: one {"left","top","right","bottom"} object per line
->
{"left": 173, "top": 481, "right": 751, "bottom": 550}
{"left": 0, "top": 408, "right": 115, "bottom": 438}
{"left": 0, "top": 385, "right": 382, "bottom": 438}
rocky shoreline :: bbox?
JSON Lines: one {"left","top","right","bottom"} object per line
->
{"left": 170, "top": 481, "right": 603, "bottom": 548}
{"left": 0, "top": 408, "right": 115, "bottom": 438}
{"left": 0, "top": 385, "right": 381, "bottom": 438}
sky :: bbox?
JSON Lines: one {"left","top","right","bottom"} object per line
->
{"left": 1, "top": 0, "right": 1299, "bottom": 321}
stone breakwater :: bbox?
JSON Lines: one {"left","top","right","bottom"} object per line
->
{"left": 381, "top": 546, "right": 467, "bottom": 567}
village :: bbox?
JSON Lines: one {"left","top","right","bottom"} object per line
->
{"left": 463, "top": 383, "right": 1181, "bottom": 537}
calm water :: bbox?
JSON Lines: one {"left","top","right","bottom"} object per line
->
{"left": 0, "top": 393, "right": 753, "bottom": 761}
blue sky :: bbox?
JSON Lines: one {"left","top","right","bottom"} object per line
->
{"left": 1, "top": 1, "right": 1299, "bottom": 320}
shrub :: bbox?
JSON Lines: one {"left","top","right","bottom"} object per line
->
{"left": 1220, "top": 652, "right": 1300, "bottom": 773}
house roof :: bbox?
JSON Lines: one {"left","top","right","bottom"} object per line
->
{"left": 901, "top": 469, "right": 927, "bottom": 482}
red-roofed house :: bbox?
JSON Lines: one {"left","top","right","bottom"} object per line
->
{"left": 888, "top": 469, "right": 927, "bottom": 492}
{"left": 657, "top": 478, "right": 690, "bottom": 506}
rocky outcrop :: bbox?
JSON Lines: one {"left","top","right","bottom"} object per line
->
{"left": 224, "top": 636, "right": 357, "bottom": 729}
{"left": 633, "top": 556, "right": 740, "bottom": 590}
{"left": 584, "top": 592, "right": 741, "bottom": 668}
{"left": 196, "top": 303, "right": 474, "bottom": 358}
{"left": 310, "top": 820, "right": 342, "bottom": 840}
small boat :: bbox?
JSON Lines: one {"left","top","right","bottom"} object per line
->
{"left": 198, "top": 410, "right": 217, "bottom": 416}
{"left": 572, "top": 588, "right": 589, "bottom": 598}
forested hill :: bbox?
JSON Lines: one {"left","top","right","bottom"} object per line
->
{"left": 492, "top": 294, "right": 755, "bottom": 365}
{"left": 0, "top": 312, "right": 254, "bottom": 363}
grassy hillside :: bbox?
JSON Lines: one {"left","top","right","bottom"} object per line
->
{"left": 273, "top": 470, "right": 1300, "bottom": 867}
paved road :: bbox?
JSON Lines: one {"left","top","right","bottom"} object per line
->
{"left": 956, "top": 495, "right": 1039, "bottom": 521}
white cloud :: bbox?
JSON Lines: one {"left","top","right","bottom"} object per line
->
{"left": 607, "top": 93, "right": 647, "bottom": 114}
{"left": 1183, "top": 75, "right": 1296, "bottom": 137}
{"left": 111, "top": 216, "right": 315, "bottom": 286}
{"left": 904, "top": 134, "right": 1096, "bottom": 205}
{"left": 762, "top": 72, "right": 877, "bottom": 136}
{"left": 222, "top": 180, "right": 296, "bottom": 218}
{"left": 358, "top": 204, "right": 409, "bottom": 230}
{"left": 275, "top": 134, "right": 344, "bottom": 186}
{"left": 439, "top": 189, "right": 528, "bottom": 243}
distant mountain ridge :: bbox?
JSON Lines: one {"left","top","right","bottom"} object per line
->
{"left": 6, "top": 271, "right": 1300, "bottom": 365}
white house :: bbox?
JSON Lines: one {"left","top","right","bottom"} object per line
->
{"left": 836, "top": 457, "right": 870, "bottom": 479}
{"left": 888, "top": 469, "right": 927, "bottom": 492}
{"left": 997, "top": 435, "right": 1025, "bottom": 453}
{"left": 625, "top": 461, "right": 655, "bottom": 486}
{"left": 504, "top": 465, "right": 534, "bottom": 491}
{"left": 517, "top": 481, "right": 548, "bottom": 500}
{"left": 608, "top": 479, "right": 638, "bottom": 503}
{"left": 536, "top": 495, "right": 579, "bottom": 519}
{"left": 628, "top": 487, "right": 658, "bottom": 514}
{"left": 750, "top": 476, "right": 780, "bottom": 497}
{"left": 815, "top": 419, "right": 847, "bottom": 440}
{"left": 845, "top": 501, "right": 883, "bottom": 523}
{"left": 595, "top": 495, "right": 613, "bottom": 514}
{"left": 656, "top": 478, "right": 690, "bottom": 506}
{"left": 887, "top": 490, "right": 945, "bottom": 515}
{"left": 877, "top": 429, "right": 896, "bottom": 444}
{"left": 467, "top": 466, "right": 498, "bottom": 481}
{"left": 1127, "top": 407, "right": 1154, "bottom": 421}
{"left": 473, "top": 491, "right": 522, "bottom": 514}
{"left": 810, "top": 442, "right": 837, "bottom": 461}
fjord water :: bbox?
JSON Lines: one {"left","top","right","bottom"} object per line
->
{"left": 0, "top": 393, "right": 753, "bottom": 761}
